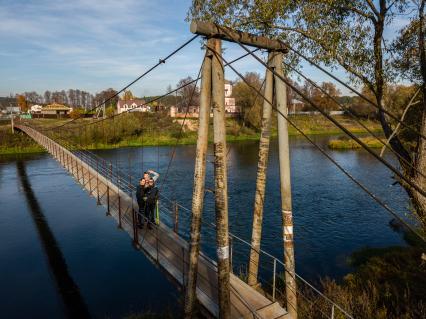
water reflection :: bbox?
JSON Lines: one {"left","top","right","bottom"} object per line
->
{"left": 16, "top": 161, "right": 91, "bottom": 319}
{"left": 98, "top": 135, "right": 408, "bottom": 280}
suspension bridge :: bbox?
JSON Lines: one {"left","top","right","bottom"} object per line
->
{"left": 11, "top": 20, "right": 426, "bottom": 319}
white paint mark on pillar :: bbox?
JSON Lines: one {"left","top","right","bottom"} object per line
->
{"left": 217, "top": 246, "right": 229, "bottom": 260}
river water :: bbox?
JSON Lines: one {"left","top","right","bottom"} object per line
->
{"left": 0, "top": 135, "right": 409, "bottom": 318}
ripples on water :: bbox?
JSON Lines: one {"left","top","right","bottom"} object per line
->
{"left": 0, "top": 135, "right": 409, "bottom": 317}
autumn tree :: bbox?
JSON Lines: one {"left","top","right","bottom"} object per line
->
{"left": 16, "top": 94, "right": 28, "bottom": 112}
{"left": 232, "top": 72, "right": 264, "bottom": 129}
{"left": 69, "top": 107, "right": 84, "bottom": 119}
{"left": 310, "top": 82, "right": 341, "bottom": 113}
{"left": 348, "top": 86, "right": 377, "bottom": 119}
{"left": 189, "top": 0, "right": 426, "bottom": 228}
{"left": 105, "top": 106, "right": 115, "bottom": 117}
{"left": 392, "top": 0, "right": 426, "bottom": 225}
{"left": 122, "top": 90, "right": 134, "bottom": 100}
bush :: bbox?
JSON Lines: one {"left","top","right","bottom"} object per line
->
{"left": 69, "top": 108, "right": 84, "bottom": 119}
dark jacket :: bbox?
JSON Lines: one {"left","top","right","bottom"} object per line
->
{"left": 136, "top": 185, "right": 149, "bottom": 206}
{"left": 146, "top": 186, "right": 159, "bottom": 205}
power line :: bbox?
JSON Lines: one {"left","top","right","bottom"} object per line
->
{"left": 42, "top": 34, "right": 200, "bottom": 132}
{"left": 208, "top": 47, "right": 426, "bottom": 244}
{"left": 216, "top": 27, "right": 426, "bottom": 199}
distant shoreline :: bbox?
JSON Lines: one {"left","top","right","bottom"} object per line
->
{"left": 0, "top": 115, "right": 382, "bottom": 155}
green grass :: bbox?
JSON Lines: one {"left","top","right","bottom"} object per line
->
{"left": 2, "top": 114, "right": 384, "bottom": 155}
{"left": 0, "top": 125, "right": 45, "bottom": 155}
{"left": 328, "top": 136, "right": 385, "bottom": 149}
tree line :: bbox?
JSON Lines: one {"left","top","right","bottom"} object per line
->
{"left": 14, "top": 88, "right": 120, "bottom": 112}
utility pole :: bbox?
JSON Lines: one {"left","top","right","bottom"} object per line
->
{"left": 184, "top": 39, "right": 213, "bottom": 318}
{"left": 274, "top": 52, "right": 297, "bottom": 318}
{"left": 211, "top": 38, "right": 231, "bottom": 319}
{"left": 247, "top": 51, "right": 275, "bottom": 287}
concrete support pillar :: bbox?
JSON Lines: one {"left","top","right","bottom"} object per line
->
{"left": 247, "top": 51, "right": 275, "bottom": 287}
{"left": 184, "top": 39, "right": 213, "bottom": 319}
{"left": 211, "top": 38, "right": 230, "bottom": 319}
{"left": 273, "top": 52, "right": 297, "bottom": 318}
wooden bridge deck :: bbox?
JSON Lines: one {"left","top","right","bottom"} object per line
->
{"left": 16, "top": 125, "right": 290, "bottom": 319}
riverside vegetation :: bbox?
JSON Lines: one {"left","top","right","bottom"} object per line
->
{"left": 295, "top": 227, "right": 426, "bottom": 319}
{"left": 3, "top": 113, "right": 425, "bottom": 319}
{"left": 0, "top": 113, "right": 381, "bottom": 155}
{"left": 328, "top": 136, "right": 385, "bottom": 149}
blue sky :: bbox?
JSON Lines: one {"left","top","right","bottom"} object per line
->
{"left": 0, "top": 0, "right": 412, "bottom": 97}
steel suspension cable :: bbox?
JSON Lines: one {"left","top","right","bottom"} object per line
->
{"left": 209, "top": 48, "right": 426, "bottom": 243}
{"left": 42, "top": 34, "right": 200, "bottom": 132}
{"left": 41, "top": 124, "right": 351, "bottom": 317}
{"left": 215, "top": 29, "right": 426, "bottom": 199}
{"left": 54, "top": 48, "right": 260, "bottom": 132}
{"left": 283, "top": 59, "right": 426, "bottom": 180}
{"left": 277, "top": 39, "right": 426, "bottom": 142}
{"left": 159, "top": 58, "right": 204, "bottom": 193}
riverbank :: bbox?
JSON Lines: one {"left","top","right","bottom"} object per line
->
{"left": 298, "top": 225, "right": 426, "bottom": 319}
{"left": 328, "top": 136, "right": 385, "bottom": 149}
{"left": 1, "top": 114, "right": 382, "bottom": 155}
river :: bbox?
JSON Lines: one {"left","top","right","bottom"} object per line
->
{"left": 0, "top": 135, "right": 409, "bottom": 318}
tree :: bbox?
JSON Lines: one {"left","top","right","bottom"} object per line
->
{"left": 44, "top": 90, "right": 51, "bottom": 104}
{"left": 232, "top": 72, "right": 263, "bottom": 129}
{"left": 122, "top": 90, "right": 134, "bottom": 100}
{"left": 392, "top": 0, "right": 426, "bottom": 226}
{"left": 105, "top": 106, "right": 115, "bottom": 117}
{"left": 16, "top": 94, "right": 27, "bottom": 112}
{"left": 310, "top": 82, "right": 341, "bottom": 113}
{"left": 69, "top": 107, "right": 84, "bottom": 119}
{"left": 94, "top": 88, "right": 119, "bottom": 109}
{"left": 23, "top": 91, "right": 42, "bottom": 104}
{"left": 348, "top": 86, "right": 378, "bottom": 119}
{"left": 176, "top": 77, "right": 200, "bottom": 110}
{"left": 189, "top": 0, "right": 426, "bottom": 228}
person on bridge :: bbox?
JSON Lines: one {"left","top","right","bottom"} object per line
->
{"left": 146, "top": 178, "right": 159, "bottom": 229}
{"left": 146, "top": 169, "right": 159, "bottom": 182}
{"left": 136, "top": 178, "right": 148, "bottom": 228}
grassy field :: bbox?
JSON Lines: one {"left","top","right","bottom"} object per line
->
{"left": 1, "top": 114, "right": 383, "bottom": 155}
{"left": 328, "top": 136, "right": 385, "bottom": 149}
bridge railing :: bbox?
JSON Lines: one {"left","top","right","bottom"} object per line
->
{"left": 21, "top": 122, "right": 353, "bottom": 319}
{"left": 66, "top": 140, "right": 353, "bottom": 319}
{"left": 159, "top": 197, "right": 354, "bottom": 319}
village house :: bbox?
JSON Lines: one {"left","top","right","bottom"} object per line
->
{"left": 41, "top": 103, "right": 72, "bottom": 117}
{"left": 170, "top": 81, "right": 239, "bottom": 118}
{"left": 5, "top": 106, "right": 20, "bottom": 114}
{"left": 116, "top": 99, "right": 148, "bottom": 114}
{"left": 224, "top": 81, "right": 238, "bottom": 113}
{"left": 289, "top": 99, "right": 305, "bottom": 114}
{"left": 30, "top": 104, "right": 43, "bottom": 113}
